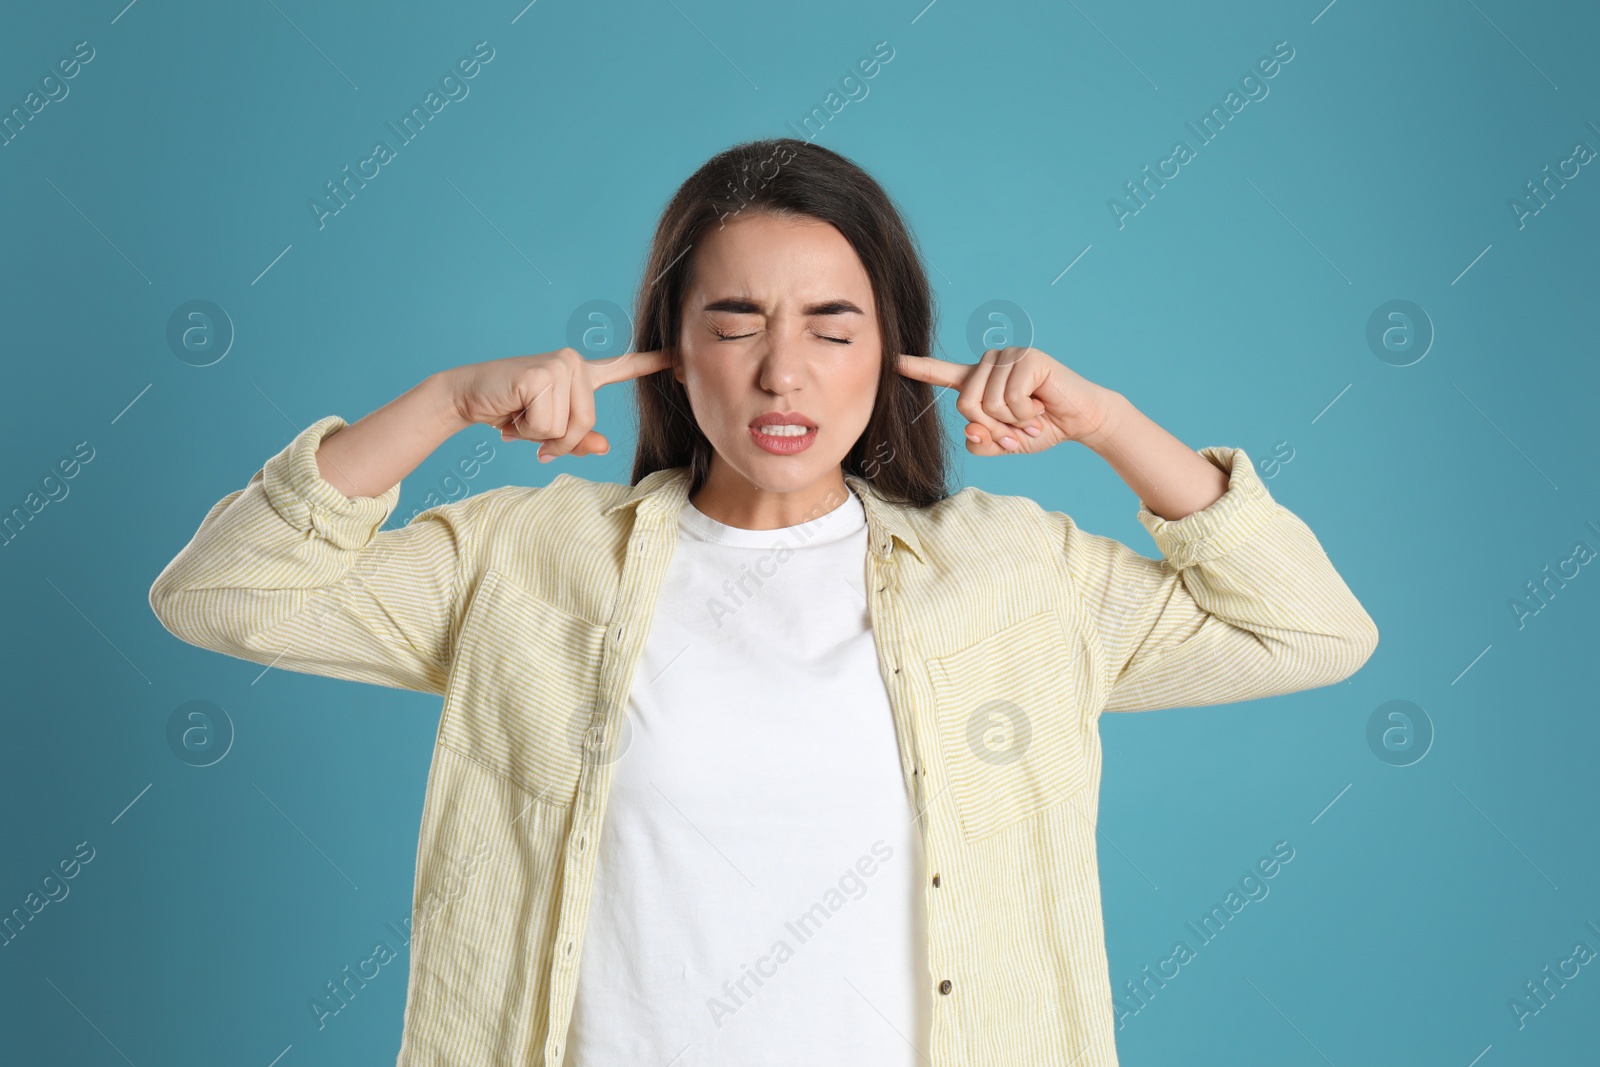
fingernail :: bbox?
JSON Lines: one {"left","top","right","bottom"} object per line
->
{"left": 1023, "top": 424, "right": 1041, "bottom": 436}
{"left": 966, "top": 433, "right": 981, "bottom": 444}
{"left": 539, "top": 453, "right": 552, "bottom": 463}
{"left": 1000, "top": 436, "right": 1018, "bottom": 449}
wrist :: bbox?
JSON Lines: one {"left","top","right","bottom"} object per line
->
{"left": 1080, "top": 388, "right": 1128, "bottom": 454}
{"left": 423, "top": 370, "right": 474, "bottom": 437}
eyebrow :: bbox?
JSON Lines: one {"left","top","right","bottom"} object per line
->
{"left": 701, "top": 297, "right": 865, "bottom": 317}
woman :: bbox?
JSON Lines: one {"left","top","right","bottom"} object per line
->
{"left": 150, "top": 138, "right": 1378, "bottom": 1067}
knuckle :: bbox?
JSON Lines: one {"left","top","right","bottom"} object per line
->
{"left": 518, "top": 406, "right": 552, "bottom": 436}
{"left": 519, "top": 365, "right": 552, "bottom": 395}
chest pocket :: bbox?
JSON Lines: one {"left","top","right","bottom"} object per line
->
{"left": 927, "top": 610, "right": 1093, "bottom": 842}
{"left": 438, "top": 568, "right": 607, "bottom": 807}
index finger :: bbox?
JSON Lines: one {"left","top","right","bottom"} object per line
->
{"left": 894, "top": 352, "right": 970, "bottom": 390}
{"left": 589, "top": 348, "right": 673, "bottom": 386}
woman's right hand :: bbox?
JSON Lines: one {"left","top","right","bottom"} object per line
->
{"left": 446, "top": 348, "right": 671, "bottom": 462}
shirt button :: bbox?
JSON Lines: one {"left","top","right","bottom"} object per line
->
{"left": 932, "top": 873, "right": 941, "bottom": 887}
{"left": 938, "top": 979, "right": 953, "bottom": 995}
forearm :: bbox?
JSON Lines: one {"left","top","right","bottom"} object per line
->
{"left": 151, "top": 413, "right": 474, "bottom": 695}
{"left": 316, "top": 371, "right": 473, "bottom": 500}
{"left": 1081, "top": 391, "right": 1229, "bottom": 522}
{"left": 1051, "top": 437, "right": 1380, "bottom": 712}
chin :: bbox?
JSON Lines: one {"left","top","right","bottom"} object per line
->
{"left": 730, "top": 446, "right": 843, "bottom": 491}
{"left": 741, "top": 461, "right": 828, "bottom": 492}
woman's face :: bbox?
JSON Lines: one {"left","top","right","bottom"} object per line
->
{"left": 674, "top": 212, "right": 882, "bottom": 517}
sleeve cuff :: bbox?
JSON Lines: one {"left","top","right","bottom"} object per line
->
{"left": 260, "top": 415, "right": 402, "bottom": 551}
{"left": 1135, "top": 446, "right": 1277, "bottom": 569}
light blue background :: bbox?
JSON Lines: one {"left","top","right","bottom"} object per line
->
{"left": 2, "top": 0, "right": 1596, "bottom": 1063}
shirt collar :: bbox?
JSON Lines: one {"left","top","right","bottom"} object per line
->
{"left": 602, "top": 467, "right": 926, "bottom": 564}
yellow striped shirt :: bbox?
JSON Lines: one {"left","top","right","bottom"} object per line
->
{"left": 149, "top": 414, "right": 1378, "bottom": 1066}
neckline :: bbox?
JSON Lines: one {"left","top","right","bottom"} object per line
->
{"left": 678, "top": 487, "right": 865, "bottom": 549}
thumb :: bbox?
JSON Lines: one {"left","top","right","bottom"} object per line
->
{"left": 541, "top": 430, "right": 611, "bottom": 460}
{"left": 963, "top": 422, "right": 1007, "bottom": 457}
{"left": 576, "top": 430, "right": 611, "bottom": 456}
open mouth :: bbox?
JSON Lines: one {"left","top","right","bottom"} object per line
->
{"left": 748, "top": 421, "right": 818, "bottom": 454}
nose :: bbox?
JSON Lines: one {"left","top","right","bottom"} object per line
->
{"left": 756, "top": 324, "right": 807, "bottom": 394}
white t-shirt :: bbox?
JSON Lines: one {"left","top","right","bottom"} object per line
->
{"left": 563, "top": 485, "right": 930, "bottom": 1066}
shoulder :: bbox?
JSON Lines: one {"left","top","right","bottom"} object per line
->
{"left": 895, "top": 483, "right": 1059, "bottom": 566}
{"left": 459, "top": 472, "right": 635, "bottom": 538}
{"left": 411, "top": 474, "right": 637, "bottom": 611}
{"left": 909, "top": 482, "right": 1050, "bottom": 531}
{"left": 466, "top": 471, "right": 628, "bottom": 508}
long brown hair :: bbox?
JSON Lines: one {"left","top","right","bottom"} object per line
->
{"left": 628, "top": 137, "right": 952, "bottom": 507}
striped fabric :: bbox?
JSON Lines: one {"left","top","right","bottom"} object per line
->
{"left": 149, "top": 414, "right": 1379, "bottom": 1066}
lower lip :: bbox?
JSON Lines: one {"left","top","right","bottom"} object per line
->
{"left": 748, "top": 425, "right": 818, "bottom": 454}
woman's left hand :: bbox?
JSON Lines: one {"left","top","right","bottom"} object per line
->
{"left": 894, "top": 347, "right": 1120, "bottom": 456}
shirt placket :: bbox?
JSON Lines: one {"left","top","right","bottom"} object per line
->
{"left": 540, "top": 503, "right": 678, "bottom": 1067}
{"left": 862, "top": 509, "right": 957, "bottom": 1065}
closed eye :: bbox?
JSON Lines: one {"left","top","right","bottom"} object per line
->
{"left": 710, "top": 325, "right": 852, "bottom": 345}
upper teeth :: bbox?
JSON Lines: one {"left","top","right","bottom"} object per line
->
{"left": 757, "top": 424, "right": 811, "bottom": 436}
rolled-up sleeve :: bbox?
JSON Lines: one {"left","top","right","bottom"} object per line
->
{"left": 148, "top": 415, "right": 481, "bottom": 695}
{"left": 1045, "top": 446, "right": 1379, "bottom": 713}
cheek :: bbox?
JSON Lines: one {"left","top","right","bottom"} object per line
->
{"left": 852, "top": 344, "right": 884, "bottom": 390}
{"left": 680, "top": 359, "right": 745, "bottom": 425}
{"left": 831, "top": 355, "right": 881, "bottom": 424}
